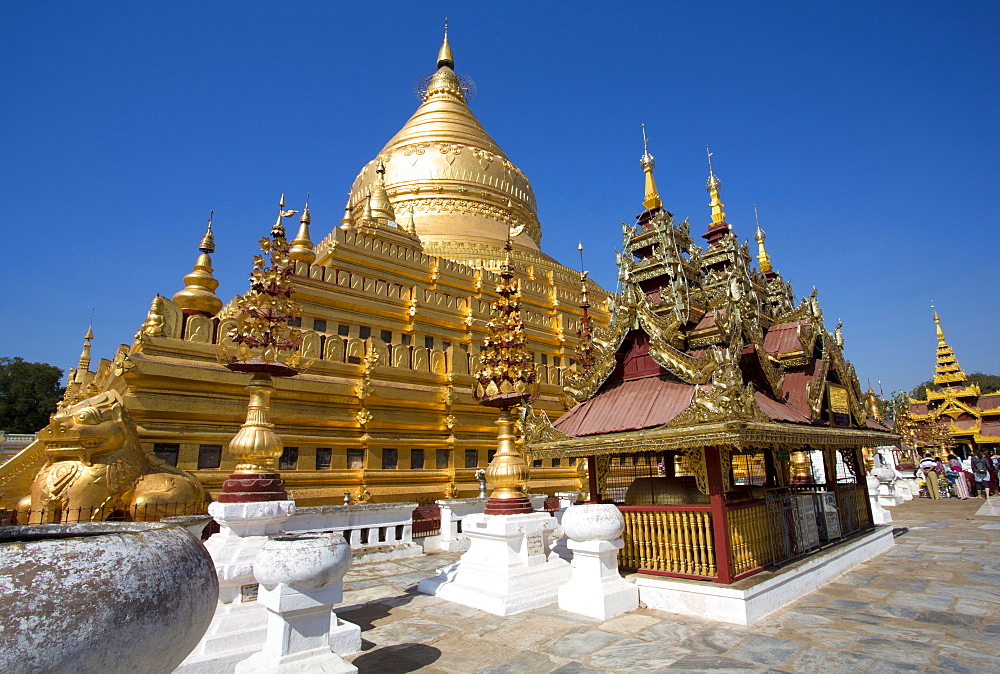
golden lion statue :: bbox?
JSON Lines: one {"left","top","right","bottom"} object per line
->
{"left": 17, "top": 391, "right": 208, "bottom": 523}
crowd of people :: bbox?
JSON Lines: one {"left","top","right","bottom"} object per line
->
{"left": 918, "top": 451, "right": 999, "bottom": 499}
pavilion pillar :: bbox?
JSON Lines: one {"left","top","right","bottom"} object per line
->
{"left": 853, "top": 446, "right": 876, "bottom": 528}
{"left": 587, "top": 456, "right": 599, "bottom": 503}
{"left": 704, "top": 446, "right": 733, "bottom": 584}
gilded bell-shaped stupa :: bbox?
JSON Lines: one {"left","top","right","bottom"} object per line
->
{"left": 345, "top": 28, "right": 548, "bottom": 265}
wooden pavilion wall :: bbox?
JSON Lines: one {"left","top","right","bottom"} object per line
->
{"left": 590, "top": 445, "right": 875, "bottom": 584}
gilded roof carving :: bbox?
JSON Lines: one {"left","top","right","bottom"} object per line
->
{"left": 540, "top": 155, "right": 884, "bottom": 445}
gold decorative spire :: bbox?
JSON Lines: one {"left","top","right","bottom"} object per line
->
{"left": 289, "top": 195, "right": 316, "bottom": 264}
{"left": 575, "top": 242, "right": 596, "bottom": 370}
{"left": 437, "top": 17, "right": 454, "bottom": 69}
{"left": 474, "top": 205, "right": 537, "bottom": 515}
{"left": 221, "top": 195, "right": 305, "bottom": 372}
{"left": 405, "top": 207, "right": 418, "bottom": 236}
{"left": 199, "top": 214, "right": 216, "bottom": 253}
{"left": 753, "top": 204, "right": 772, "bottom": 272}
{"left": 340, "top": 197, "right": 355, "bottom": 231}
{"left": 216, "top": 197, "right": 306, "bottom": 503}
{"left": 932, "top": 308, "right": 967, "bottom": 387}
{"left": 173, "top": 211, "right": 224, "bottom": 316}
{"left": 706, "top": 146, "right": 726, "bottom": 225}
{"left": 640, "top": 124, "right": 662, "bottom": 210}
{"left": 361, "top": 191, "right": 373, "bottom": 223}
{"left": 76, "top": 322, "right": 94, "bottom": 377}
{"left": 369, "top": 160, "right": 395, "bottom": 221}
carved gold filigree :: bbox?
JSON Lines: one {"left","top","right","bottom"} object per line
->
{"left": 685, "top": 446, "right": 709, "bottom": 495}
{"left": 354, "top": 483, "right": 372, "bottom": 503}
{"left": 595, "top": 454, "right": 610, "bottom": 499}
{"left": 807, "top": 356, "right": 831, "bottom": 417}
{"left": 362, "top": 349, "right": 380, "bottom": 376}
{"left": 525, "top": 421, "right": 898, "bottom": 461}
{"left": 391, "top": 197, "right": 542, "bottom": 243}
{"left": 564, "top": 282, "right": 719, "bottom": 402}
{"left": 356, "top": 408, "right": 373, "bottom": 426}
{"left": 668, "top": 360, "right": 769, "bottom": 427}
{"left": 518, "top": 404, "right": 571, "bottom": 445}
{"left": 720, "top": 447, "right": 732, "bottom": 493}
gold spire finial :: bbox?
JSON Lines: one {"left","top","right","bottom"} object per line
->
{"left": 705, "top": 145, "right": 726, "bottom": 225}
{"left": 77, "top": 317, "right": 94, "bottom": 376}
{"left": 930, "top": 308, "right": 967, "bottom": 387}
{"left": 369, "top": 161, "right": 395, "bottom": 221}
{"left": 289, "top": 194, "right": 316, "bottom": 264}
{"left": 932, "top": 303, "right": 944, "bottom": 342}
{"left": 199, "top": 211, "right": 216, "bottom": 254}
{"left": 300, "top": 195, "right": 310, "bottom": 224}
{"left": 173, "top": 215, "right": 224, "bottom": 316}
{"left": 753, "top": 204, "right": 772, "bottom": 272}
{"left": 406, "top": 207, "right": 418, "bottom": 236}
{"left": 437, "top": 17, "right": 454, "bottom": 69}
{"left": 361, "top": 191, "right": 373, "bottom": 223}
{"left": 640, "top": 124, "right": 662, "bottom": 210}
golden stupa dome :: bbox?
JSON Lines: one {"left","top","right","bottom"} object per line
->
{"left": 346, "top": 32, "right": 546, "bottom": 263}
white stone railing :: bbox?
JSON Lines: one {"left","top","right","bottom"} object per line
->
{"left": 283, "top": 502, "right": 420, "bottom": 563}
{"left": 420, "top": 494, "right": 565, "bottom": 553}
{"left": 421, "top": 498, "right": 487, "bottom": 552}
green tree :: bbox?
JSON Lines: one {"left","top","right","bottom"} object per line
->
{"left": 0, "top": 357, "right": 65, "bottom": 433}
{"left": 910, "top": 372, "right": 1000, "bottom": 398}
{"left": 909, "top": 379, "right": 937, "bottom": 399}
{"left": 968, "top": 372, "right": 1000, "bottom": 394}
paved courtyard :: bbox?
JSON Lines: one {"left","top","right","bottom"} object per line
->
{"left": 340, "top": 498, "right": 999, "bottom": 673}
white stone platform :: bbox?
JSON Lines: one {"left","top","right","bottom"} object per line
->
{"left": 634, "top": 525, "right": 895, "bottom": 625}
{"left": 418, "top": 511, "right": 571, "bottom": 616}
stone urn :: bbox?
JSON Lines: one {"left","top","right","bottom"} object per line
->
{"left": 871, "top": 465, "right": 896, "bottom": 484}
{"left": 0, "top": 521, "right": 219, "bottom": 674}
{"left": 254, "top": 531, "right": 352, "bottom": 591}
{"left": 161, "top": 513, "right": 214, "bottom": 539}
{"left": 561, "top": 503, "right": 625, "bottom": 542}
{"left": 235, "top": 532, "right": 360, "bottom": 672}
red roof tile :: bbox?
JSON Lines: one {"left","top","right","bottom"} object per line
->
{"left": 865, "top": 418, "right": 891, "bottom": 431}
{"left": 553, "top": 375, "right": 694, "bottom": 437}
{"left": 694, "top": 311, "right": 717, "bottom": 331}
{"left": 981, "top": 421, "right": 1000, "bottom": 438}
{"left": 978, "top": 394, "right": 1000, "bottom": 411}
{"left": 782, "top": 368, "right": 815, "bottom": 420}
{"left": 754, "top": 391, "right": 813, "bottom": 424}
{"left": 763, "top": 321, "right": 804, "bottom": 355}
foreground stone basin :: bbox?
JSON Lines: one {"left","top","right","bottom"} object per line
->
{"left": 0, "top": 521, "right": 218, "bottom": 674}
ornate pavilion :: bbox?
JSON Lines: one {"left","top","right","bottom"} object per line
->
{"left": 0, "top": 32, "right": 609, "bottom": 510}
{"left": 905, "top": 312, "right": 1000, "bottom": 456}
{"left": 524, "top": 146, "right": 896, "bottom": 584}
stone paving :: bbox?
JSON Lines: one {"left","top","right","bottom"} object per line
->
{"left": 340, "top": 498, "right": 999, "bottom": 673}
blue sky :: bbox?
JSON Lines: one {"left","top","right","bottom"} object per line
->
{"left": 1, "top": 1, "right": 997, "bottom": 396}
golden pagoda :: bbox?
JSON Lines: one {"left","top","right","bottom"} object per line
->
{"left": 906, "top": 311, "right": 1000, "bottom": 455}
{"left": 0, "top": 32, "right": 609, "bottom": 509}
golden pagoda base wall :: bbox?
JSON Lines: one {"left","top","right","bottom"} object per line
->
{"left": 0, "top": 225, "right": 605, "bottom": 510}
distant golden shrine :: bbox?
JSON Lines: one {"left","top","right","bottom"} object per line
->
{"left": 0, "top": 33, "right": 608, "bottom": 509}
{"left": 905, "top": 312, "right": 1000, "bottom": 456}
